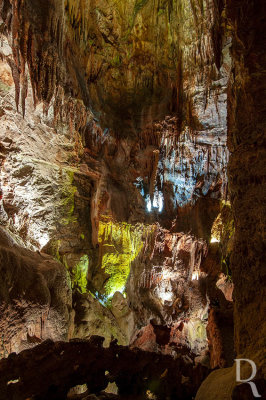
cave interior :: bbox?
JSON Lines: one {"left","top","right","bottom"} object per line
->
{"left": 0, "top": 0, "right": 265, "bottom": 399}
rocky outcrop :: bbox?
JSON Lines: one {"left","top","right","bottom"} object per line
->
{"left": 0, "top": 227, "right": 72, "bottom": 357}
{"left": 73, "top": 292, "right": 131, "bottom": 346}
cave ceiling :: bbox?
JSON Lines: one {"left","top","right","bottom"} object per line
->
{"left": 1, "top": 0, "right": 227, "bottom": 134}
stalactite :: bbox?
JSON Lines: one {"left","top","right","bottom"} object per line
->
{"left": 7, "top": 58, "right": 20, "bottom": 110}
{"left": 138, "top": 268, "right": 163, "bottom": 289}
{"left": 21, "top": 70, "right": 28, "bottom": 117}
{"left": 0, "top": 0, "right": 73, "bottom": 123}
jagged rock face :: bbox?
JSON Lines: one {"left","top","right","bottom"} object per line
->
{"left": 128, "top": 225, "right": 234, "bottom": 361}
{"left": 0, "top": 45, "right": 91, "bottom": 252}
{"left": 73, "top": 291, "right": 133, "bottom": 346}
{"left": 0, "top": 0, "right": 231, "bottom": 139}
{"left": 128, "top": 228, "right": 209, "bottom": 352}
{"left": 0, "top": 0, "right": 230, "bottom": 241}
{"left": 0, "top": 227, "right": 72, "bottom": 357}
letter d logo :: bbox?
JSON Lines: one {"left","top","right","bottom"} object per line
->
{"left": 235, "top": 359, "right": 261, "bottom": 398}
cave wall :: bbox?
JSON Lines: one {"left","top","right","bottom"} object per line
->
{"left": 226, "top": 0, "right": 266, "bottom": 375}
{"left": 0, "top": 227, "right": 72, "bottom": 357}
{"left": 196, "top": 1, "right": 266, "bottom": 398}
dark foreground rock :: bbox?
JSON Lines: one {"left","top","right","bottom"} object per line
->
{"left": 0, "top": 337, "right": 209, "bottom": 400}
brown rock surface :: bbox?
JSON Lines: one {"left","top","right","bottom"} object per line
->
{"left": 0, "top": 227, "right": 72, "bottom": 356}
{"left": 226, "top": 0, "right": 266, "bottom": 376}
{"left": 73, "top": 292, "right": 130, "bottom": 346}
{"left": 195, "top": 0, "right": 266, "bottom": 397}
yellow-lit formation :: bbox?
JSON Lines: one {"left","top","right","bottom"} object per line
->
{"left": 72, "top": 255, "right": 90, "bottom": 294}
{"left": 98, "top": 218, "right": 154, "bottom": 297}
